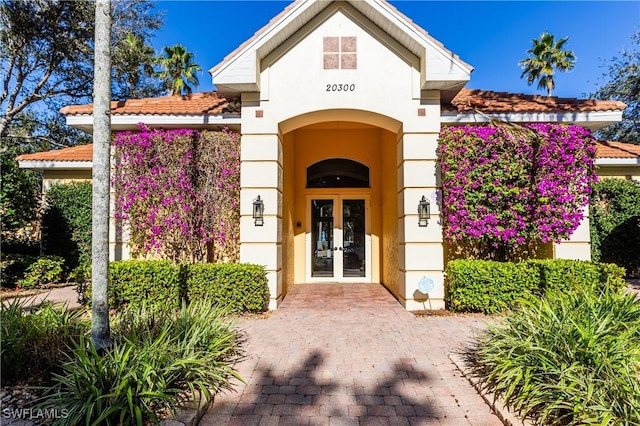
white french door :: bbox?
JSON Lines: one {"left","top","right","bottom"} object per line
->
{"left": 306, "top": 195, "right": 371, "bottom": 282}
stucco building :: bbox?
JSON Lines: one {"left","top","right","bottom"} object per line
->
{"left": 18, "top": 0, "right": 639, "bottom": 310}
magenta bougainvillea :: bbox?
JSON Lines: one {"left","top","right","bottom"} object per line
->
{"left": 112, "top": 125, "right": 240, "bottom": 263}
{"left": 438, "top": 123, "right": 597, "bottom": 259}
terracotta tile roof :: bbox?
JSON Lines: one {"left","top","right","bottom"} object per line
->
{"left": 61, "top": 88, "right": 626, "bottom": 118}
{"left": 445, "top": 88, "right": 627, "bottom": 114}
{"left": 16, "top": 144, "right": 93, "bottom": 162}
{"left": 60, "top": 92, "right": 228, "bottom": 116}
{"left": 17, "top": 141, "right": 640, "bottom": 164}
{"left": 596, "top": 140, "right": 640, "bottom": 159}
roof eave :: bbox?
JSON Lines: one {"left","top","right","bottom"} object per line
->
{"left": 440, "top": 110, "right": 624, "bottom": 131}
{"left": 596, "top": 158, "right": 640, "bottom": 166}
{"left": 65, "top": 114, "right": 242, "bottom": 133}
{"left": 18, "top": 160, "right": 93, "bottom": 171}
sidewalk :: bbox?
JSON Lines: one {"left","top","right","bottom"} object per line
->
{"left": 200, "top": 284, "right": 503, "bottom": 426}
{"left": 2, "top": 285, "right": 82, "bottom": 310}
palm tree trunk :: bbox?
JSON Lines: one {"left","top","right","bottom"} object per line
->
{"left": 91, "top": 0, "right": 112, "bottom": 352}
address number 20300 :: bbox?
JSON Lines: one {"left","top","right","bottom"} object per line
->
{"left": 326, "top": 83, "right": 355, "bottom": 92}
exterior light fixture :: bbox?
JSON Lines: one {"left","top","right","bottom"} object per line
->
{"left": 418, "top": 195, "right": 430, "bottom": 227}
{"left": 253, "top": 196, "right": 264, "bottom": 226}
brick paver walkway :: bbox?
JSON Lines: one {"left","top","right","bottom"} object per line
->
{"left": 200, "top": 283, "right": 502, "bottom": 426}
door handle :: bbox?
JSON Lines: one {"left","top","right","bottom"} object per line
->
{"left": 338, "top": 247, "right": 343, "bottom": 251}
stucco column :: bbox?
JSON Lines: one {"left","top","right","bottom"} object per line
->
{"left": 397, "top": 132, "right": 445, "bottom": 309}
{"left": 396, "top": 92, "right": 444, "bottom": 310}
{"left": 239, "top": 133, "right": 284, "bottom": 309}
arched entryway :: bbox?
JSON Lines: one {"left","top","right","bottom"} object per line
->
{"left": 240, "top": 106, "right": 444, "bottom": 311}
{"left": 279, "top": 113, "right": 402, "bottom": 295}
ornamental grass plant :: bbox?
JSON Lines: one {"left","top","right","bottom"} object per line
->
{"left": 0, "top": 299, "right": 87, "bottom": 386}
{"left": 37, "top": 300, "right": 245, "bottom": 425}
{"left": 466, "top": 286, "right": 640, "bottom": 425}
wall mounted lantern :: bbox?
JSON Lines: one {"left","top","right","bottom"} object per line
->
{"left": 418, "top": 195, "right": 430, "bottom": 227}
{"left": 253, "top": 196, "right": 264, "bottom": 226}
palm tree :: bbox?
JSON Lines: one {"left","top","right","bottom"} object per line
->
{"left": 519, "top": 32, "right": 576, "bottom": 97}
{"left": 113, "top": 32, "right": 159, "bottom": 98}
{"left": 156, "top": 44, "right": 202, "bottom": 95}
{"left": 91, "top": 0, "right": 112, "bottom": 351}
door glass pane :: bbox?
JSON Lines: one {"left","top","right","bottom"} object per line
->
{"left": 311, "top": 199, "right": 334, "bottom": 277}
{"left": 343, "top": 199, "right": 365, "bottom": 278}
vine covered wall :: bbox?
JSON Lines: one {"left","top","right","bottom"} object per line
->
{"left": 112, "top": 125, "right": 240, "bottom": 263}
{"left": 438, "top": 123, "right": 597, "bottom": 261}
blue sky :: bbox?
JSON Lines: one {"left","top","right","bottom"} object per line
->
{"left": 151, "top": 1, "right": 639, "bottom": 99}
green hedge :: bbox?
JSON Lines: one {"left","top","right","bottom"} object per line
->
{"left": 109, "top": 260, "right": 184, "bottom": 310}
{"left": 445, "top": 259, "right": 627, "bottom": 314}
{"left": 445, "top": 260, "right": 539, "bottom": 313}
{"left": 590, "top": 178, "right": 640, "bottom": 277}
{"left": 81, "top": 261, "right": 269, "bottom": 313}
{"left": 41, "top": 181, "right": 92, "bottom": 271}
{"left": 187, "top": 263, "right": 269, "bottom": 313}
{"left": 532, "top": 258, "right": 627, "bottom": 294}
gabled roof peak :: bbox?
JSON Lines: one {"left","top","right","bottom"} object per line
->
{"left": 209, "top": 0, "right": 472, "bottom": 94}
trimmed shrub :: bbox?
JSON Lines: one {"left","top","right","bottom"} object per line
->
{"left": 0, "top": 299, "right": 87, "bottom": 386}
{"left": 528, "top": 258, "right": 627, "bottom": 295}
{"left": 445, "top": 259, "right": 627, "bottom": 313}
{"left": 590, "top": 178, "right": 640, "bottom": 277}
{"left": 82, "top": 260, "right": 269, "bottom": 313}
{"left": 466, "top": 288, "right": 640, "bottom": 424}
{"left": 16, "top": 255, "right": 65, "bottom": 288}
{"left": 187, "top": 263, "right": 269, "bottom": 313}
{"left": 39, "top": 301, "right": 244, "bottom": 425}
{"left": 41, "top": 181, "right": 92, "bottom": 271}
{"left": 109, "top": 260, "right": 184, "bottom": 310}
{"left": 445, "top": 260, "right": 539, "bottom": 314}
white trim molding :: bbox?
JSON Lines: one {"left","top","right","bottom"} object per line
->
{"left": 66, "top": 114, "right": 242, "bottom": 133}
{"left": 440, "top": 110, "right": 624, "bottom": 131}
{"left": 596, "top": 158, "right": 640, "bottom": 166}
{"left": 18, "top": 160, "right": 93, "bottom": 170}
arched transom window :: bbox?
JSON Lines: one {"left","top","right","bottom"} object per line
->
{"left": 306, "top": 158, "right": 370, "bottom": 188}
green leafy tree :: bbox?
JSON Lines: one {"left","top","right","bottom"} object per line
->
{"left": 590, "top": 178, "right": 640, "bottom": 277}
{"left": 41, "top": 182, "right": 92, "bottom": 269}
{"left": 519, "top": 31, "right": 576, "bottom": 97}
{"left": 0, "top": 0, "right": 163, "bottom": 140}
{"left": 156, "top": 44, "right": 202, "bottom": 95}
{"left": 1, "top": 113, "right": 44, "bottom": 236}
{"left": 0, "top": 0, "right": 93, "bottom": 138}
{"left": 591, "top": 31, "right": 640, "bottom": 144}
{"left": 0, "top": 151, "right": 40, "bottom": 233}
